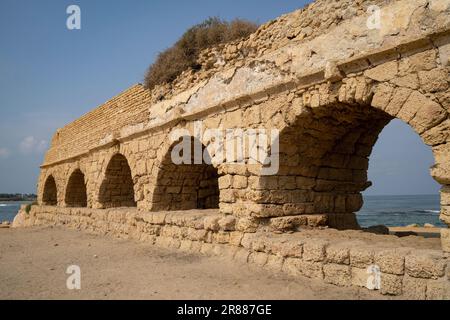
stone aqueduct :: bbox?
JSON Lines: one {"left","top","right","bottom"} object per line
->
{"left": 16, "top": 0, "right": 450, "bottom": 297}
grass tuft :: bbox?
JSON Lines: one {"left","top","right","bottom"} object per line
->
{"left": 144, "top": 17, "right": 258, "bottom": 90}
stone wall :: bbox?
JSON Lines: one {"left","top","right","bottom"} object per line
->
{"left": 36, "top": 33, "right": 450, "bottom": 243}
{"left": 13, "top": 205, "right": 450, "bottom": 299}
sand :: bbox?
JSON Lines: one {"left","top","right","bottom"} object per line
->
{"left": 0, "top": 226, "right": 392, "bottom": 300}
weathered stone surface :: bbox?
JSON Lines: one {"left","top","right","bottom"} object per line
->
{"left": 297, "top": 260, "right": 324, "bottom": 280}
{"left": 441, "top": 229, "right": 450, "bottom": 253}
{"left": 426, "top": 279, "right": 450, "bottom": 300}
{"left": 265, "top": 254, "right": 284, "bottom": 273}
{"left": 375, "top": 249, "right": 409, "bottom": 275}
{"left": 326, "top": 245, "right": 350, "bottom": 265}
{"left": 351, "top": 267, "right": 371, "bottom": 289}
{"left": 402, "top": 275, "right": 427, "bottom": 300}
{"left": 405, "top": 251, "right": 447, "bottom": 279}
{"left": 350, "top": 247, "right": 374, "bottom": 269}
{"left": 323, "top": 264, "right": 351, "bottom": 287}
{"left": 303, "top": 240, "right": 328, "bottom": 262}
{"left": 381, "top": 273, "right": 403, "bottom": 296}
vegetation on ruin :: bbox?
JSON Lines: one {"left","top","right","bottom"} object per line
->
{"left": 144, "top": 17, "right": 259, "bottom": 90}
{"left": 24, "top": 201, "right": 37, "bottom": 215}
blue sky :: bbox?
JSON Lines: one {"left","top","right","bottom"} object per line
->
{"left": 0, "top": 0, "right": 440, "bottom": 196}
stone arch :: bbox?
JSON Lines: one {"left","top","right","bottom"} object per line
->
{"left": 98, "top": 153, "right": 136, "bottom": 208}
{"left": 65, "top": 169, "right": 87, "bottom": 207}
{"left": 253, "top": 78, "right": 449, "bottom": 230}
{"left": 42, "top": 175, "right": 58, "bottom": 206}
{"left": 151, "top": 136, "right": 220, "bottom": 211}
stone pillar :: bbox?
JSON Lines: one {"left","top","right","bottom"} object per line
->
{"left": 440, "top": 186, "right": 450, "bottom": 253}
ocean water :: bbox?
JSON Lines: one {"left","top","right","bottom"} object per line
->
{"left": 357, "top": 194, "right": 444, "bottom": 228}
{"left": 0, "top": 201, "right": 31, "bottom": 223}
{"left": 0, "top": 195, "right": 445, "bottom": 228}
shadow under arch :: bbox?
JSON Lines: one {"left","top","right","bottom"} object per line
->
{"left": 42, "top": 175, "right": 58, "bottom": 206}
{"left": 151, "top": 136, "right": 220, "bottom": 211}
{"left": 65, "top": 169, "right": 87, "bottom": 208}
{"left": 98, "top": 153, "right": 136, "bottom": 208}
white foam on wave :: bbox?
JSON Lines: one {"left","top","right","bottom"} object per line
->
{"left": 425, "top": 210, "right": 440, "bottom": 213}
{"left": 0, "top": 204, "right": 13, "bottom": 207}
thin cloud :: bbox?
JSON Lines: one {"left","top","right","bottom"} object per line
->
{"left": 19, "top": 136, "right": 48, "bottom": 154}
{"left": 0, "top": 148, "right": 10, "bottom": 159}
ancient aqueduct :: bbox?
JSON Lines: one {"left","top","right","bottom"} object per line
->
{"left": 15, "top": 0, "right": 450, "bottom": 298}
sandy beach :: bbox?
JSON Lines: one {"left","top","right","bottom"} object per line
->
{"left": 0, "top": 226, "right": 393, "bottom": 300}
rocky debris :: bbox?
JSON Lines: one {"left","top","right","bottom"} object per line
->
{"left": 363, "top": 225, "right": 390, "bottom": 235}
{"left": 395, "top": 231, "right": 419, "bottom": 238}
{"left": 0, "top": 221, "right": 11, "bottom": 229}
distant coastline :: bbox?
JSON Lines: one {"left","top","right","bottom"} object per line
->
{"left": 0, "top": 194, "right": 37, "bottom": 202}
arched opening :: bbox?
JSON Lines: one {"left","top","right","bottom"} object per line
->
{"left": 260, "top": 101, "right": 394, "bottom": 229}
{"left": 42, "top": 175, "right": 58, "bottom": 206}
{"left": 259, "top": 95, "right": 446, "bottom": 231}
{"left": 152, "top": 137, "right": 220, "bottom": 211}
{"left": 65, "top": 169, "right": 87, "bottom": 208}
{"left": 358, "top": 119, "right": 442, "bottom": 228}
{"left": 98, "top": 153, "right": 136, "bottom": 208}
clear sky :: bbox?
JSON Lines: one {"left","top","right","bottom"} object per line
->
{"left": 0, "top": 0, "right": 440, "bottom": 196}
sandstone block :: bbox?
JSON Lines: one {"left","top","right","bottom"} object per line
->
{"left": 282, "top": 258, "right": 302, "bottom": 277}
{"left": 265, "top": 255, "right": 284, "bottom": 273}
{"left": 418, "top": 68, "right": 449, "bottom": 93}
{"left": 229, "top": 231, "right": 243, "bottom": 246}
{"left": 303, "top": 240, "right": 328, "bottom": 262}
{"left": 426, "top": 279, "right": 450, "bottom": 300}
{"left": 297, "top": 260, "right": 324, "bottom": 280}
{"left": 235, "top": 217, "right": 259, "bottom": 232}
{"left": 269, "top": 216, "right": 307, "bottom": 231}
{"left": 326, "top": 245, "right": 350, "bottom": 265}
{"left": 233, "top": 249, "right": 250, "bottom": 264}
{"left": 200, "top": 243, "right": 214, "bottom": 255}
{"left": 380, "top": 273, "right": 403, "bottom": 296}
{"left": 441, "top": 229, "right": 450, "bottom": 253}
{"left": 375, "top": 248, "right": 409, "bottom": 275}
{"left": 350, "top": 247, "right": 374, "bottom": 268}
{"left": 371, "top": 83, "right": 394, "bottom": 111}
{"left": 179, "top": 240, "right": 193, "bottom": 252}
{"left": 405, "top": 251, "right": 447, "bottom": 279}
{"left": 248, "top": 252, "right": 269, "bottom": 267}
{"left": 364, "top": 61, "right": 398, "bottom": 82}
{"left": 212, "top": 231, "right": 230, "bottom": 244}
{"left": 323, "top": 264, "right": 351, "bottom": 287}
{"left": 271, "top": 241, "right": 303, "bottom": 258}
{"left": 203, "top": 216, "right": 221, "bottom": 231}
{"left": 232, "top": 175, "right": 248, "bottom": 189}
{"left": 218, "top": 175, "right": 232, "bottom": 189}
{"left": 402, "top": 275, "right": 427, "bottom": 300}
{"left": 218, "top": 215, "right": 236, "bottom": 231}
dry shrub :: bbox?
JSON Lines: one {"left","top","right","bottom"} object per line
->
{"left": 144, "top": 17, "right": 258, "bottom": 90}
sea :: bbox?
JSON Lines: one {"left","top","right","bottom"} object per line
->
{"left": 0, "top": 195, "right": 445, "bottom": 228}
{"left": 0, "top": 201, "right": 32, "bottom": 223}
{"left": 357, "top": 194, "right": 444, "bottom": 228}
